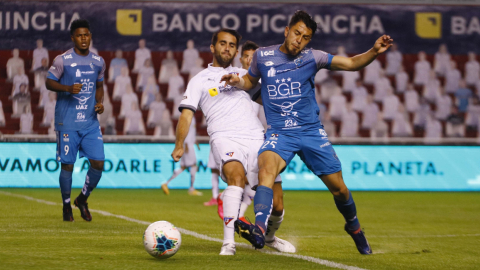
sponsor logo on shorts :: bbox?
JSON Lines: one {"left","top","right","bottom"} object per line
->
{"left": 225, "top": 152, "right": 234, "bottom": 157}
{"left": 183, "top": 95, "right": 187, "bottom": 100}
{"left": 98, "top": 137, "right": 103, "bottom": 141}
{"left": 320, "top": 142, "right": 331, "bottom": 148}
{"left": 63, "top": 134, "right": 69, "bottom": 142}
{"left": 270, "top": 133, "right": 279, "bottom": 140}
{"left": 224, "top": 217, "right": 234, "bottom": 225}
{"left": 319, "top": 129, "right": 328, "bottom": 137}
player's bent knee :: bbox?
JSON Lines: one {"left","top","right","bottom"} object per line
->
{"left": 61, "top": 163, "right": 74, "bottom": 172}
{"left": 331, "top": 186, "right": 349, "bottom": 201}
{"left": 226, "top": 174, "right": 246, "bottom": 188}
{"left": 89, "top": 160, "right": 104, "bottom": 171}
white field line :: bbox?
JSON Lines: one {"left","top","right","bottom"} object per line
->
{"left": 0, "top": 190, "right": 366, "bottom": 270}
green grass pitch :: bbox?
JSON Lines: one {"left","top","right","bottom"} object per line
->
{"left": 0, "top": 189, "right": 479, "bottom": 270}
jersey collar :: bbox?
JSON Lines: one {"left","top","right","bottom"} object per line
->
{"left": 207, "top": 63, "right": 233, "bottom": 73}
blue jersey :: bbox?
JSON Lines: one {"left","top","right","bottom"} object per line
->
{"left": 249, "top": 45, "right": 333, "bottom": 132}
{"left": 47, "top": 48, "right": 106, "bottom": 131}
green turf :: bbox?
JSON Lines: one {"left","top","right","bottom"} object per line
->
{"left": 0, "top": 189, "right": 479, "bottom": 270}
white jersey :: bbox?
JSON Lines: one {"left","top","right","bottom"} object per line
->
{"left": 179, "top": 64, "right": 264, "bottom": 141}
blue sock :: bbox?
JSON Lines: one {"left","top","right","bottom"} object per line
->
{"left": 253, "top": 185, "right": 273, "bottom": 232}
{"left": 334, "top": 191, "right": 360, "bottom": 231}
{"left": 81, "top": 167, "right": 102, "bottom": 199}
{"left": 59, "top": 169, "right": 73, "bottom": 205}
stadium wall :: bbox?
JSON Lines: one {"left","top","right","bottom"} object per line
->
{"left": 1, "top": 143, "right": 479, "bottom": 191}
{"left": 1, "top": 2, "right": 480, "bottom": 54}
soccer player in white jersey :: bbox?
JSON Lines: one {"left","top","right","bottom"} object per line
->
{"left": 162, "top": 117, "right": 202, "bottom": 196}
{"left": 171, "top": 29, "right": 294, "bottom": 255}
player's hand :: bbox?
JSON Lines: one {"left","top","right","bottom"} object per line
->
{"left": 373, "top": 35, "right": 393, "bottom": 55}
{"left": 171, "top": 146, "right": 184, "bottom": 162}
{"left": 220, "top": 73, "right": 240, "bottom": 87}
{"left": 95, "top": 103, "right": 104, "bottom": 114}
{"left": 69, "top": 83, "right": 82, "bottom": 94}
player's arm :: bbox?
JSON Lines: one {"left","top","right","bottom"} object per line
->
{"left": 220, "top": 72, "right": 260, "bottom": 91}
{"left": 95, "top": 81, "right": 104, "bottom": 114}
{"left": 330, "top": 35, "right": 393, "bottom": 71}
{"left": 171, "top": 109, "right": 194, "bottom": 162}
{"left": 45, "top": 78, "right": 82, "bottom": 94}
{"left": 45, "top": 55, "right": 82, "bottom": 94}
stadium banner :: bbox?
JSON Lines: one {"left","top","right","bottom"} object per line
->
{"left": 0, "top": 143, "right": 479, "bottom": 191}
{"left": 0, "top": 2, "right": 479, "bottom": 54}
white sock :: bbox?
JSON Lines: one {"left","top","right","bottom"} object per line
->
{"left": 167, "top": 168, "right": 183, "bottom": 184}
{"left": 239, "top": 184, "right": 255, "bottom": 217}
{"left": 222, "top": 185, "right": 243, "bottom": 244}
{"left": 211, "top": 172, "right": 219, "bottom": 199}
{"left": 189, "top": 166, "right": 197, "bottom": 190}
{"left": 265, "top": 210, "right": 284, "bottom": 242}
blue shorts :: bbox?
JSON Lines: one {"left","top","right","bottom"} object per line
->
{"left": 56, "top": 126, "right": 105, "bottom": 164}
{"left": 258, "top": 128, "right": 342, "bottom": 176}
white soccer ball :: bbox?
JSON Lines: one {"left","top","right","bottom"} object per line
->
{"left": 143, "top": 221, "right": 182, "bottom": 259}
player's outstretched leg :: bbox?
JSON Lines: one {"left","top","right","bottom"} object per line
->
{"left": 188, "top": 166, "right": 203, "bottom": 196}
{"left": 162, "top": 168, "right": 185, "bottom": 195}
{"left": 59, "top": 165, "right": 74, "bottom": 222}
{"left": 74, "top": 161, "right": 103, "bottom": 221}
{"left": 264, "top": 184, "right": 296, "bottom": 253}
{"left": 322, "top": 171, "right": 372, "bottom": 255}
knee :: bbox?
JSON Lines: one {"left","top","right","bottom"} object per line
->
{"left": 226, "top": 174, "right": 245, "bottom": 188}
{"left": 61, "top": 163, "right": 74, "bottom": 172}
{"left": 90, "top": 160, "right": 104, "bottom": 171}
{"left": 258, "top": 168, "right": 276, "bottom": 188}
{"left": 331, "top": 186, "right": 349, "bottom": 201}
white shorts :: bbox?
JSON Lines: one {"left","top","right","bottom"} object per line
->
{"left": 180, "top": 143, "right": 197, "bottom": 167}
{"left": 207, "top": 148, "right": 218, "bottom": 169}
{"left": 210, "top": 137, "right": 281, "bottom": 187}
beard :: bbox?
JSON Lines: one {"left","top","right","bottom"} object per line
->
{"left": 214, "top": 50, "right": 234, "bottom": 68}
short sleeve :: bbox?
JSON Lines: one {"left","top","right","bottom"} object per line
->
{"left": 248, "top": 50, "right": 261, "bottom": 78}
{"left": 97, "top": 59, "right": 106, "bottom": 82}
{"left": 312, "top": 49, "right": 334, "bottom": 70}
{"left": 47, "top": 56, "right": 64, "bottom": 81}
{"left": 178, "top": 77, "right": 202, "bottom": 113}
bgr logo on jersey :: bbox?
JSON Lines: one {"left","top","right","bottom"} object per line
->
{"left": 267, "top": 77, "right": 301, "bottom": 100}
{"left": 80, "top": 79, "right": 94, "bottom": 93}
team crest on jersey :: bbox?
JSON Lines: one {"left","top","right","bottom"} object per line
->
{"left": 225, "top": 152, "right": 234, "bottom": 157}
{"left": 89, "top": 63, "right": 95, "bottom": 70}
{"left": 223, "top": 217, "right": 234, "bottom": 225}
{"left": 63, "top": 134, "right": 69, "bottom": 142}
{"left": 208, "top": 87, "right": 219, "bottom": 97}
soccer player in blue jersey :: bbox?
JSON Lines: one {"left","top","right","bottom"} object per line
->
{"left": 222, "top": 11, "right": 393, "bottom": 254}
{"left": 46, "top": 19, "right": 106, "bottom": 222}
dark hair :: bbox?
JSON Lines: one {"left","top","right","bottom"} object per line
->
{"left": 241, "top": 40, "right": 259, "bottom": 57}
{"left": 288, "top": 10, "right": 317, "bottom": 36}
{"left": 70, "top": 19, "right": 90, "bottom": 36}
{"left": 211, "top": 28, "right": 242, "bottom": 49}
